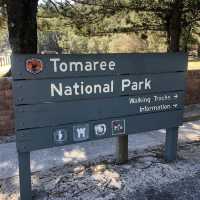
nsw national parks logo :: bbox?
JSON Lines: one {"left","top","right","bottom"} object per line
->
{"left": 26, "top": 58, "right": 44, "bottom": 74}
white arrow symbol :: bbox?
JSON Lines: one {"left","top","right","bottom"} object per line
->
{"left": 173, "top": 104, "right": 178, "bottom": 108}
{"left": 173, "top": 94, "right": 178, "bottom": 99}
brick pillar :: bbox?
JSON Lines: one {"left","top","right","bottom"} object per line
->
{"left": 0, "top": 78, "right": 14, "bottom": 136}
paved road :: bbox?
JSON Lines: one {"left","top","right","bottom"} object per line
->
{"left": 0, "top": 120, "right": 200, "bottom": 179}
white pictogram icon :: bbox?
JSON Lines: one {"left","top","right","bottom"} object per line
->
{"left": 77, "top": 128, "right": 86, "bottom": 138}
{"left": 53, "top": 129, "right": 67, "bottom": 144}
{"left": 57, "top": 130, "right": 64, "bottom": 141}
{"left": 73, "top": 124, "right": 89, "bottom": 142}
{"left": 173, "top": 94, "right": 178, "bottom": 99}
{"left": 94, "top": 124, "right": 107, "bottom": 136}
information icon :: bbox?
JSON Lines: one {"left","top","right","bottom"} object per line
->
{"left": 53, "top": 128, "right": 67, "bottom": 144}
{"left": 112, "top": 119, "right": 126, "bottom": 135}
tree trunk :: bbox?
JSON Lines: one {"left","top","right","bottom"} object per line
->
{"left": 6, "top": 0, "right": 38, "bottom": 53}
{"left": 167, "top": 0, "right": 183, "bottom": 52}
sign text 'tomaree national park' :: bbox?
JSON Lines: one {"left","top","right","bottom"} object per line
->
{"left": 12, "top": 53, "right": 187, "bottom": 152}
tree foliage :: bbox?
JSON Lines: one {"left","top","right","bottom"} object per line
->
{"left": 42, "top": 0, "right": 200, "bottom": 52}
{"left": 1, "top": 0, "right": 200, "bottom": 53}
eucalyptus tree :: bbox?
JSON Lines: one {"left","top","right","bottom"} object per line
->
{"left": 47, "top": 0, "right": 200, "bottom": 52}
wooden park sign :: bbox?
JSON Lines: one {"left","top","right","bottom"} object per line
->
{"left": 12, "top": 53, "right": 187, "bottom": 200}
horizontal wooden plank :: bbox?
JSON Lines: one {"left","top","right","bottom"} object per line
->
{"left": 11, "top": 53, "right": 187, "bottom": 80}
{"left": 13, "top": 72, "right": 186, "bottom": 105}
{"left": 15, "top": 91, "right": 184, "bottom": 130}
{"left": 16, "top": 110, "right": 183, "bottom": 152}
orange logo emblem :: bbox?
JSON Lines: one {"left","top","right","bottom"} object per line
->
{"left": 26, "top": 58, "right": 44, "bottom": 74}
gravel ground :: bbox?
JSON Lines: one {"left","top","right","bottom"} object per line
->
{"left": 1, "top": 141, "right": 200, "bottom": 200}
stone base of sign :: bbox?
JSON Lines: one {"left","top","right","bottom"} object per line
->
{"left": 0, "top": 78, "right": 14, "bottom": 136}
{"left": 186, "top": 70, "right": 200, "bottom": 105}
